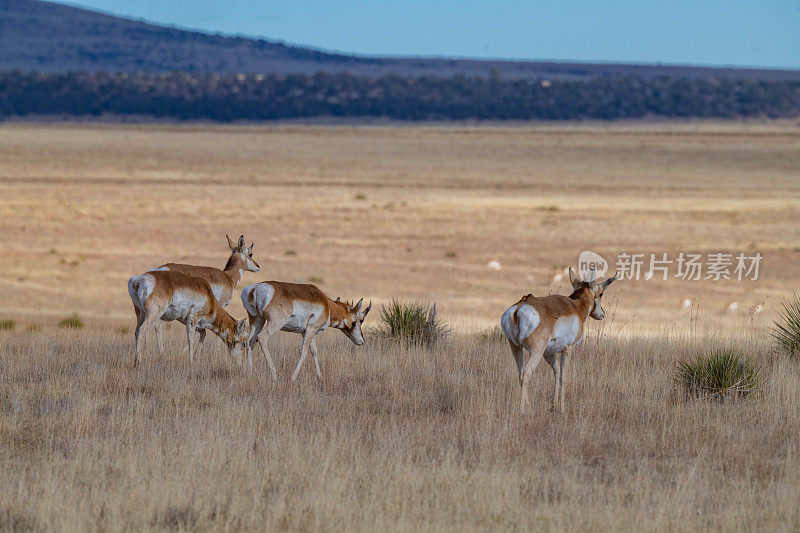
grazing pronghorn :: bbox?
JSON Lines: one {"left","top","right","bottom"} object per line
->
{"left": 724, "top": 301, "right": 739, "bottom": 314}
{"left": 128, "top": 270, "right": 250, "bottom": 367}
{"left": 149, "top": 235, "right": 260, "bottom": 353}
{"left": 501, "top": 268, "right": 618, "bottom": 412}
{"left": 241, "top": 281, "right": 371, "bottom": 381}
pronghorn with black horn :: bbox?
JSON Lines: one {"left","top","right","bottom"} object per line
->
{"left": 501, "top": 268, "right": 618, "bottom": 412}
{"left": 241, "top": 281, "right": 371, "bottom": 381}
{"left": 149, "top": 235, "right": 260, "bottom": 353}
{"left": 128, "top": 270, "right": 250, "bottom": 367}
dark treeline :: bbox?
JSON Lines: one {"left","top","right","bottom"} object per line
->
{"left": 1, "top": 71, "right": 799, "bottom": 121}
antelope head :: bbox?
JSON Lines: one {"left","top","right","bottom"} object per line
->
{"left": 339, "top": 298, "right": 372, "bottom": 346}
{"left": 569, "top": 267, "right": 618, "bottom": 320}
{"left": 227, "top": 318, "right": 251, "bottom": 363}
{"left": 226, "top": 234, "right": 261, "bottom": 272}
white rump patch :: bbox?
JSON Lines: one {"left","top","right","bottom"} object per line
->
{"left": 501, "top": 304, "right": 540, "bottom": 346}
{"left": 128, "top": 273, "right": 156, "bottom": 311}
{"left": 241, "top": 283, "right": 274, "bottom": 316}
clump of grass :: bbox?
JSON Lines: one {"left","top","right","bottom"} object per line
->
{"left": 476, "top": 326, "right": 506, "bottom": 345}
{"left": 59, "top": 313, "right": 84, "bottom": 329}
{"left": 354, "top": 193, "right": 367, "bottom": 201}
{"left": 444, "top": 251, "right": 457, "bottom": 258}
{"left": 675, "top": 350, "right": 764, "bottom": 399}
{"left": 538, "top": 204, "right": 560, "bottom": 212}
{"left": 27, "top": 323, "right": 42, "bottom": 333}
{"left": 0, "top": 319, "right": 15, "bottom": 331}
{"left": 284, "top": 249, "right": 297, "bottom": 257}
{"left": 772, "top": 293, "right": 800, "bottom": 356}
{"left": 380, "top": 300, "right": 450, "bottom": 347}
{"left": 118, "top": 326, "right": 130, "bottom": 335}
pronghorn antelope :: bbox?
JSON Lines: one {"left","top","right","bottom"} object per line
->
{"left": 241, "top": 281, "right": 371, "bottom": 381}
{"left": 149, "top": 235, "right": 260, "bottom": 353}
{"left": 501, "top": 268, "right": 618, "bottom": 412}
{"left": 128, "top": 270, "right": 250, "bottom": 367}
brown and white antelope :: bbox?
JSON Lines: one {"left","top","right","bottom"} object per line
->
{"left": 128, "top": 270, "right": 250, "bottom": 367}
{"left": 241, "top": 281, "right": 371, "bottom": 381}
{"left": 149, "top": 235, "right": 260, "bottom": 353}
{"left": 501, "top": 268, "right": 618, "bottom": 412}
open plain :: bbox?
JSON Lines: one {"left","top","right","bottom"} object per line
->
{"left": 1, "top": 122, "right": 800, "bottom": 530}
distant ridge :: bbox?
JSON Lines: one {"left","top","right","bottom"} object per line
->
{"left": 2, "top": 0, "right": 799, "bottom": 81}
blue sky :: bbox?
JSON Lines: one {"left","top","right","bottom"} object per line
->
{"left": 66, "top": 1, "right": 800, "bottom": 69}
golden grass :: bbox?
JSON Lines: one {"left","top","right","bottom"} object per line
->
{"left": 1, "top": 324, "right": 798, "bottom": 530}
{"left": 1, "top": 122, "right": 800, "bottom": 529}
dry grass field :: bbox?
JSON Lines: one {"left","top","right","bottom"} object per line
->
{"left": 1, "top": 122, "right": 800, "bottom": 530}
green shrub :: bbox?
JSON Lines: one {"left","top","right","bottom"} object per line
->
{"left": 0, "top": 319, "right": 15, "bottom": 331}
{"left": 772, "top": 293, "right": 800, "bottom": 356}
{"left": 476, "top": 326, "right": 506, "bottom": 345}
{"left": 59, "top": 313, "right": 84, "bottom": 329}
{"left": 380, "top": 300, "right": 450, "bottom": 347}
{"left": 675, "top": 350, "right": 764, "bottom": 399}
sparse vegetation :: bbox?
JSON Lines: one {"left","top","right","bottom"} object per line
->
{"left": 354, "top": 193, "right": 367, "bottom": 201}
{"left": 475, "top": 326, "right": 505, "bottom": 344}
{"left": 59, "top": 313, "right": 84, "bottom": 329}
{"left": 444, "top": 251, "right": 457, "bottom": 258}
{"left": 380, "top": 300, "right": 450, "bottom": 347}
{"left": 0, "top": 319, "right": 15, "bottom": 331}
{"left": 772, "top": 293, "right": 800, "bottom": 356}
{"left": 284, "top": 249, "right": 297, "bottom": 256}
{"left": 675, "top": 349, "right": 765, "bottom": 399}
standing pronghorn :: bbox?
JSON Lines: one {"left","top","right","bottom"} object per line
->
{"left": 128, "top": 270, "right": 250, "bottom": 367}
{"left": 501, "top": 268, "right": 618, "bottom": 412}
{"left": 149, "top": 235, "right": 260, "bottom": 353}
{"left": 241, "top": 281, "right": 371, "bottom": 381}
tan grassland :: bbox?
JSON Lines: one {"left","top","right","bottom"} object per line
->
{"left": 1, "top": 122, "right": 800, "bottom": 530}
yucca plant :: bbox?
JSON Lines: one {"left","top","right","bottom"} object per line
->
{"left": 380, "top": 300, "right": 450, "bottom": 347}
{"left": 476, "top": 326, "right": 506, "bottom": 345}
{"left": 675, "top": 350, "right": 764, "bottom": 400}
{"left": 59, "top": 313, "right": 84, "bottom": 329}
{"left": 772, "top": 293, "right": 800, "bottom": 356}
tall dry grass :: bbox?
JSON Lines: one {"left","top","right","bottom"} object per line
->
{"left": 1, "top": 323, "right": 798, "bottom": 531}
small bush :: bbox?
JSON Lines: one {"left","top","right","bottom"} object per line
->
{"left": 354, "top": 193, "right": 367, "bottom": 200}
{"left": 0, "top": 319, "right": 15, "bottom": 331}
{"left": 59, "top": 313, "right": 84, "bottom": 329}
{"left": 675, "top": 350, "right": 764, "bottom": 399}
{"left": 772, "top": 293, "right": 800, "bottom": 356}
{"left": 476, "top": 326, "right": 506, "bottom": 345}
{"left": 380, "top": 300, "right": 450, "bottom": 347}
{"left": 284, "top": 249, "right": 297, "bottom": 256}
{"left": 118, "top": 326, "right": 130, "bottom": 335}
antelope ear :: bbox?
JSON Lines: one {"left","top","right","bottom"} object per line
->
{"left": 249, "top": 242, "right": 254, "bottom": 251}
{"left": 226, "top": 234, "right": 236, "bottom": 251}
{"left": 353, "top": 298, "right": 363, "bottom": 313}
{"left": 335, "top": 296, "right": 341, "bottom": 302}
{"left": 363, "top": 300, "right": 372, "bottom": 316}
{"left": 237, "top": 235, "right": 245, "bottom": 248}
{"left": 569, "top": 267, "right": 583, "bottom": 289}
{"left": 600, "top": 272, "right": 619, "bottom": 289}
